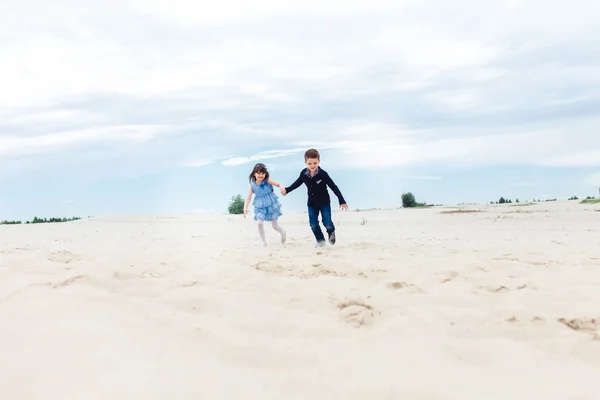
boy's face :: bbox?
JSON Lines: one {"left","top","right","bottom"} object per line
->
{"left": 305, "top": 157, "right": 319, "bottom": 172}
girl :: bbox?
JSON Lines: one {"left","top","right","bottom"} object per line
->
{"left": 243, "top": 163, "right": 286, "bottom": 246}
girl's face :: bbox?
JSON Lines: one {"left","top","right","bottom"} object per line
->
{"left": 254, "top": 170, "right": 266, "bottom": 181}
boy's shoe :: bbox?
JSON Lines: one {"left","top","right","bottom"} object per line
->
{"left": 315, "top": 241, "right": 326, "bottom": 248}
{"left": 328, "top": 231, "right": 336, "bottom": 245}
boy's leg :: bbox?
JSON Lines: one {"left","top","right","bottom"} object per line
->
{"left": 307, "top": 205, "right": 326, "bottom": 243}
{"left": 321, "top": 204, "right": 336, "bottom": 244}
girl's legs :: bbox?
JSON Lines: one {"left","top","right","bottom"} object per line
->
{"left": 271, "top": 219, "right": 286, "bottom": 244}
{"left": 257, "top": 220, "right": 267, "bottom": 246}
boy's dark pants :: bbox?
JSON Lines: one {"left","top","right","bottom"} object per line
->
{"left": 307, "top": 204, "right": 334, "bottom": 242}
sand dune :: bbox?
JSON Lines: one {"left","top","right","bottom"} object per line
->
{"left": 1, "top": 200, "right": 599, "bottom": 399}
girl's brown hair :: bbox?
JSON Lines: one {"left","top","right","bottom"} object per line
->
{"left": 249, "top": 163, "right": 270, "bottom": 183}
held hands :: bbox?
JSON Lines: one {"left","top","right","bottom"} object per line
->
{"left": 280, "top": 187, "right": 287, "bottom": 196}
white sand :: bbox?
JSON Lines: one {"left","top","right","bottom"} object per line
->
{"left": 1, "top": 200, "right": 599, "bottom": 399}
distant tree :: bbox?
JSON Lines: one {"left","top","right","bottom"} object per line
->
{"left": 28, "top": 216, "right": 80, "bottom": 224}
{"left": 228, "top": 194, "right": 244, "bottom": 214}
{"left": 401, "top": 192, "right": 417, "bottom": 208}
{"left": 499, "top": 197, "right": 506, "bottom": 204}
{"left": 516, "top": 198, "right": 520, "bottom": 203}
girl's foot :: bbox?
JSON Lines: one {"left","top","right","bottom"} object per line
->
{"left": 281, "top": 230, "right": 286, "bottom": 244}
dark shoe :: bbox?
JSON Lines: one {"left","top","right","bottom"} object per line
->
{"left": 328, "top": 231, "right": 336, "bottom": 245}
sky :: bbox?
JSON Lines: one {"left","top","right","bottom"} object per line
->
{"left": 1, "top": 0, "right": 599, "bottom": 221}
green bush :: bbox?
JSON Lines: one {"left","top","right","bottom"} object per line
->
{"left": 401, "top": 192, "right": 427, "bottom": 208}
{"left": 1, "top": 220, "right": 22, "bottom": 225}
{"left": 228, "top": 194, "right": 244, "bottom": 214}
{"left": 401, "top": 192, "right": 416, "bottom": 208}
{"left": 581, "top": 197, "right": 600, "bottom": 204}
{"left": 29, "top": 216, "right": 81, "bottom": 223}
{"left": 1, "top": 217, "right": 81, "bottom": 225}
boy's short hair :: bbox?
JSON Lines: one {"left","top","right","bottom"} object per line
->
{"left": 304, "top": 148, "right": 320, "bottom": 160}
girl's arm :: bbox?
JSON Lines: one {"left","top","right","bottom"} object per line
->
{"left": 243, "top": 187, "right": 252, "bottom": 217}
{"left": 268, "top": 178, "right": 282, "bottom": 188}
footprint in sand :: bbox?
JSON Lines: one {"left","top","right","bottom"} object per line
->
{"left": 50, "top": 275, "right": 87, "bottom": 288}
{"left": 480, "top": 285, "right": 510, "bottom": 293}
{"left": 441, "top": 271, "right": 458, "bottom": 283}
{"left": 252, "top": 260, "right": 354, "bottom": 279}
{"left": 139, "top": 271, "right": 162, "bottom": 278}
{"left": 51, "top": 275, "right": 123, "bottom": 294}
{"left": 528, "top": 260, "right": 551, "bottom": 267}
{"left": 558, "top": 318, "right": 598, "bottom": 336}
{"left": 336, "top": 299, "right": 378, "bottom": 327}
{"left": 181, "top": 281, "right": 200, "bottom": 287}
{"left": 22, "top": 275, "right": 88, "bottom": 290}
{"left": 114, "top": 271, "right": 137, "bottom": 280}
{"left": 492, "top": 254, "right": 520, "bottom": 262}
{"left": 47, "top": 250, "right": 80, "bottom": 264}
{"left": 372, "top": 268, "right": 388, "bottom": 273}
{"left": 386, "top": 281, "right": 423, "bottom": 293}
{"left": 1, "top": 246, "right": 34, "bottom": 254}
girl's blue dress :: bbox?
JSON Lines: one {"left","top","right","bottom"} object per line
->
{"left": 251, "top": 180, "right": 283, "bottom": 221}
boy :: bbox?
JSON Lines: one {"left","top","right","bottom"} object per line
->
{"left": 281, "top": 148, "right": 348, "bottom": 247}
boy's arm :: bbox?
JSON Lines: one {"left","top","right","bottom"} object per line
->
{"left": 284, "top": 172, "right": 304, "bottom": 194}
{"left": 323, "top": 171, "right": 348, "bottom": 208}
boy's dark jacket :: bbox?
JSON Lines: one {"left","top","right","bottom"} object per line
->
{"left": 284, "top": 167, "right": 346, "bottom": 208}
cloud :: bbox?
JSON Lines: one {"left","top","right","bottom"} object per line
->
{"left": 184, "top": 159, "right": 214, "bottom": 168}
{"left": 221, "top": 148, "right": 306, "bottom": 166}
{"left": 0, "top": 124, "right": 170, "bottom": 157}
{"left": 278, "top": 113, "right": 600, "bottom": 169}
{"left": 8, "top": 109, "right": 105, "bottom": 125}
{"left": 1, "top": 0, "right": 599, "bottom": 181}
{"left": 541, "top": 150, "right": 600, "bottom": 167}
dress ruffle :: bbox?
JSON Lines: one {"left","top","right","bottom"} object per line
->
{"left": 251, "top": 180, "right": 283, "bottom": 221}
